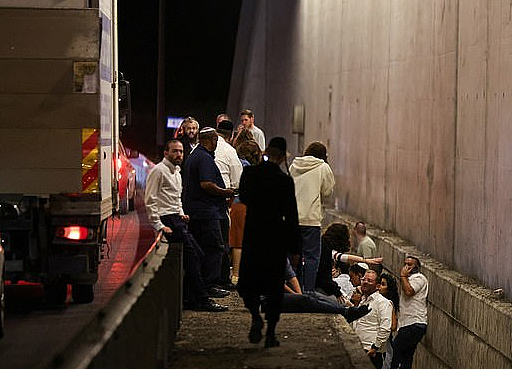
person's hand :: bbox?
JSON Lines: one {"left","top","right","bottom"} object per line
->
{"left": 180, "top": 215, "right": 190, "bottom": 222}
{"left": 162, "top": 226, "right": 172, "bottom": 234}
{"left": 367, "top": 348, "right": 377, "bottom": 358}
{"left": 224, "top": 188, "right": 235, "bottom": 198}
{"left": 401, "top": 264, "right": 412, "bottom": 278}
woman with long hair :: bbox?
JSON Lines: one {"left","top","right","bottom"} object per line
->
{"left": 379, "top": 273, "right": 399, "bottom": 369}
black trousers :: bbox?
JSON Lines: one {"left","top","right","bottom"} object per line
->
{"left": 188, "top": 218, "right": 224, "bottom": 289}
{"left": 219, "top": 217, "right": 231, "bottom": 285}
{"left": 390, "top": 323, "right": 427, "bottom": 369}
{"left": 160, "top": 214, "right": 209, "bottom": 304}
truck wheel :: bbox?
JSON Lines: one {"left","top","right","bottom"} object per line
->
{"left": 120, "top": 188, "right": 129, "bottom": 214}
{"left": 45, "top": 282, "right": 67, "bottom": 305}
{"left": 72, "top": 284, "right": 94, "bottom": 304}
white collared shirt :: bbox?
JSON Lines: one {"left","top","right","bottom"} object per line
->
{"left": 214, "top": 136, "right": 243, "bottom": 189}
{"left": 398, "top": 273, "right": 428, "bottom": 329}
{"left": 249, "top": 125, "right": 266, "bottom": 151}
{"left": 353, "top": 291, "right": 392, "bottom": 351}
{"left": 144, "top": 157, "right": 185, "bottom": 231}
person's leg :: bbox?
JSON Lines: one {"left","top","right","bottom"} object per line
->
{"left": 189, "top": 219, "right": 225, "bottom": 289}
{"left": 301, "top": 226, "right": 321, "bottom": 291}
{"left": 368, "top": 352, "right": 383, "bottom": 369}
{"left": 219, "top": 217, "right": 232, "bottom": 287}
{"left": 231, "top": 248, "right": 242, "bottom": 283}
{"left": 263, "top": 285, "right": 284, "bottom": 348}
{"left": 241, "top": 292, "right": 264, "bottom": 344}
{"left": 391, "top": 324, "right": 426, "bottom": 369}
{"left": 161, "top": 215, "right": 208, "bottom": 306}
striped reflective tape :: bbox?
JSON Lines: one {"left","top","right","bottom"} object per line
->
{"left": 82, "top": 128, "right": 99, "bottom": 193}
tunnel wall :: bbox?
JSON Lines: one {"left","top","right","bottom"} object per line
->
{"left": 228, "top": 0, "right": 512, "bottom": 300}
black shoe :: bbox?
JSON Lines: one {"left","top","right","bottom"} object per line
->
{"left": 207, "top": 286, "right": 230, "bottom": 298}
{"left": 264, "top": 335, "right": 280, "bottom": 348}
{"left": 248, "top": 315, "right": 264, "bottom": 343}
{"left": 219, "top": 282, "right": 237, "bottom": 291}
{"left": 195, "top": 299, "right": 228, "bottom": 312}
{"left": 344, "top": 305, "right": 371, "bottom": 323}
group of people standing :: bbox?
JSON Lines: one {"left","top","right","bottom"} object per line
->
{"left": 144, "top": 109, "right": 428, "bottom": 367}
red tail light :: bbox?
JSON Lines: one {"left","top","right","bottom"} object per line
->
{"left": 55, "top": 226, "right": 91, "bottom": 240}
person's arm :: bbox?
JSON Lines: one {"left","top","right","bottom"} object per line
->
{"left": 391, "top": 306, "right": 398, "bottom": 332}
{"left": 200, "top": 181, "right": 234, "bottom": 197}
{"left": 229, "top": 154, "right": 243, "bottom": 190}
{"left": 285, "top": 276, "right": 302, "bottom": 294}
{"left": 400, "top": 265, "right": 416, "bottom": 296}
{"left": 368, "top": 299, "right": 392, "bottom": 357}
{"left": 332, "top": 251, "right": 383, "bottom": 265}
{"left": 144, "top": 168, "right": 167, "bottom": 232}
{"left": 320, "top": 164, "right": 335, "bottom": 197}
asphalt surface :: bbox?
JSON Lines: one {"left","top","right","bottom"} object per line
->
{"left": 0, "top": 198, "right": 154, "bottom": 369}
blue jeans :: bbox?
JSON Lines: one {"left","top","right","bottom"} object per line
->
{"left": 280, "top": 291, "right": 345, "bottom": 313}
{"left": 390, "top": 323, "right": 427, "bottom": 369}
{"left": 300, "top": 226, "right": 321, "bottom": 291}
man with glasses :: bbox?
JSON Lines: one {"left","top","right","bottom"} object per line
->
{"left": 353, "top": 270, "right": 393, "bottom": 368}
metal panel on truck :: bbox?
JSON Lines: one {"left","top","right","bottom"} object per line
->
{"left": 0, "top": 8, "right": 103, "bottom": 195}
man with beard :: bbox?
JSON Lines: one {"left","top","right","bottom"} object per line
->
{"left": 145, "top": 139, "right": 227, "bottom": 311}
{"left": 178, "top": 116, "right": 200, "bottom": 164}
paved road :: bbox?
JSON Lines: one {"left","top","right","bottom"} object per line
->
{"left": 0, "top": 198, "right": 154, "bottom": 369}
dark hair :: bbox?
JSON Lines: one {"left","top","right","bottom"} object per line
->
{"left": 237, "top": 140, "right": 262, "bottom": 165}
{"left": 406, "top": 256, "right": 421, "bottom": 269}
{"left": 380, "top": 272, "right": 399, "bottom": 312}
{"left": 164, "top": 139, "right": 182, "bottom": 151}
{"left": 304, "top": 141, "right": 327, "bottom": 161}
{"left": 322, "top": 223, "right": 350, "bottom": 253}
{"left": 354, "top": 221, "right": 367, "bottom": 236}
{"left": 349, "top": 263, "right": 367, "bottom": 277}
{"left": 233, "top": 128, "right": 254, "bottom": 148}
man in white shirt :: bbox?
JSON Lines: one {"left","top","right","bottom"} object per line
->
{"left": 215, "top": 120, "right": 243, "bottom": 190}
{"left": 240, "top": 109, "right": 265, "bottom": 151}
{"left": 391, "top": 256, "right": 428, "bottom": 369}
{"left": 145, "top": 139, "right": 228, "bottom": 312}
{"left": 214, "top": 119, "right": 243, "bottom": 289}
{"left": 353, "top": 270, "right": 393, "bottom": 369}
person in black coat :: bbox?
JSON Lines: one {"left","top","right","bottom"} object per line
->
{"left": 237, "top": 137, "right": 300, "bottom": 348}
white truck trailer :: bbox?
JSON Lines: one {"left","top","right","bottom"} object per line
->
{"left": 0, "top": 0, "right": 130, "bottom": 303}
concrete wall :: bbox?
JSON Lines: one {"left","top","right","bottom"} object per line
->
{"left": 323, "top": 210, "right": 512, "bottom": 369}
{"left": 228, "top": 0, "right": 512, "bottom": 299}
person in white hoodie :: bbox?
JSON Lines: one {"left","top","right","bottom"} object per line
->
{"left": 289, "top": 141, "right": 335, "bottom": 291}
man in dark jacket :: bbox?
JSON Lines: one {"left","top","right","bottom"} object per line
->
{"left": 237, "top": 137, "right": 300, "bottom": 348}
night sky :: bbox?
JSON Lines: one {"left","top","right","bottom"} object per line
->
{"left": 118, "top": 1, "right": 242, "bottom": 159}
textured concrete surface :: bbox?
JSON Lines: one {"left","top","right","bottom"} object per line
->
{"left": 171, "top": 291, "right": 373, "bottom": 369}
{"left": 324, "top": 209, "right": 512, "bottom": 369}
{"left": 228, "top": 0, "right": 512, "bottom": 302}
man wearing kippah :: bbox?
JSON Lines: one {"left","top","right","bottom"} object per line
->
{"left": 182, "top": 127, "right": 235, "bottom": 299}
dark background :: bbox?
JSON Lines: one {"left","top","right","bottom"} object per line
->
{"left": 118, "top": 1, "right": 242, "bottom": 160}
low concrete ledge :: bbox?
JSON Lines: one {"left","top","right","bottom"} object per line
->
{"left": 43, "top": 240, "right": 183, "bottom": 369}
{"left": 324, "top": 209, "right": 512, "bottom": 369}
